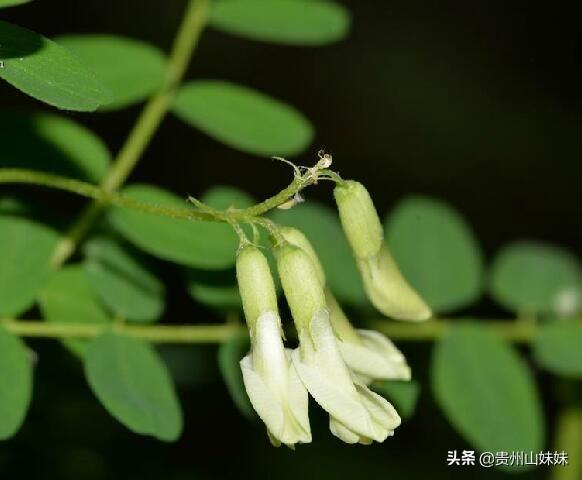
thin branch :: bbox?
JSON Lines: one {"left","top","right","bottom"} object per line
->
{"left": 1, "top": 319, "right": 241, "bottom": 344}
{"left": 50, "top": 0, "right": 210, "bottom": 267}
{"left": 368, "top": 318, "right": 540, "bottom": 343}
{"left": 1, "top": 317, "right": 572, "bottom": 344}
{"left": 0, "top": 169, "right": 214, "bottom": 221}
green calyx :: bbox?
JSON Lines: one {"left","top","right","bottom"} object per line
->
{"left": 236, "top": 244, "right": 278, "bottom": 330}
{"left": 279, "top": 226, "right": 326, "bottom": 286}
{"left": 334, "top": 180, "right": 383, "bottom": 260}
{"left": 275, "top": 242, "right": 327, "bottom": 331}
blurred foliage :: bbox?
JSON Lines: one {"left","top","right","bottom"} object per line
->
{"left": 39, "top": 266, "right": 111, "bottom": 356}
{"left": 83, "top": 236, "right": 166, "bottom": 323}
{"left": 0, "top": 111, "right": 111, "bottom": 181}
{"left": 0, "top": 0, "right": 581, "bottom": 479}
{"left": 0, "top": 328, "right": 32, "bottom": 440}
{"left": 385, "top": 196, "right": 484, "bottom": 314}
{"left": 56, "top": 35, "right": 167, "bottom": 111}
{"left": 84, "top": 332, "right": 182, "bottom": 442}
{"left": 432, "top": 323, "right": 545, "bottom": 470}
{"left": 0, "top": 215, "right": 58, "bottom": 316}
{"left": 173, "top": 81, "right": 314, "bottom": 156}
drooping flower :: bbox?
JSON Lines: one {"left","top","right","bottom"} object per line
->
{"left": 326, "top": 289, "right": 411, "bottom": 384}
{"left": 275, "top": 242, "right": 401, "bottom": 444}
{"left": 236, "top": 244, "right": 311, "bottom": 447}
{"left": 334, "top": 180, "right": 431, "bottom": 321}
{"left": 294, "top": 308, "right": 401, "bottom": 444}
{"left": 356, "top": 244, "right": 431, "bottom": 321}
{"left": 280, "top": 226, "right": 412, "bottom": 383}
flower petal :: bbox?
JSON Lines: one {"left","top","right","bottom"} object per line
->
{"left": 240, "top": 312, "right": 312, "bottom": 446}
{"left": 356, "top": 383, "right": 401, "bottom": 441}
{"left": 240, "top": 354, "right": 285, "bottom": 440}
{"left": 339, "top": 330, "right": 411, "bottom": 381}
{"left": 358, "top": 246, "right": 431, "bottom": 321}
{"left": 292, "top": 310, "right": 376, "bottom": 438}
{"left": 329, "top": 417, "right": 361, "bottom": 444}
{"left": 285, "top": 349, "right": 312, "bottom": 442}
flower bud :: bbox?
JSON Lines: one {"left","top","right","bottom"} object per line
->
{"left": 358, "top": 245, "right": 431, "bottom": 321}
{"left": 334, "top": 181, "right": 383, "bottom": 259}
{"left": 279, "top": 227, "right": 326, "bottom": 286}
{"left": 236, "top": 245, "right": 278, "bottom": 329}
{"left": 275, "top": 243, "right": 326, "bottom": 331}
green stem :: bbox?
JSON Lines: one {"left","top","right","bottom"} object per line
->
{"left": 50, "top": 0, "right": 210, "bottom": 268}
{"left": 233, "top": 175, "right": 304, "bottom": 218}
{"left": 368, "top": 318, "right": 538, "bottom": 343}
{"left": 0, "top": 169, "right": 214, "bottom": 221}
{"left": 0, "top": 317, "right": 563, "bottom": 344}
{"left": 0, "top": 152, "right": 322, "bottom": 231}
{"left": 551, "top": 407, "right": 582, "bottom": 480}
{"left": 0, "top": 319, "right": 240, "bottom": 344}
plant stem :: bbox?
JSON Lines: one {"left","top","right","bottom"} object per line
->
{"left": 369, "top": 318, "right": 538, "bottom": 343}
{"left": 233, "top": 176, "right": 304, "bottom": 218}
{"left": 0, "top": 169, "right": 214, "bottom": 221}
{"left": 551, "top": 407, "right": 582, "bottom": 480}
{"left": 0, "top": 318, "right": 559, "bottom": 344}
{"left": 1, "top": 319, "right": 240, "bottom": 344}
{"left": 50, "top": 0, "right": 210, "bottom": 268}
{"left": 0, "top": 154, "right": 322, "bottom": 232}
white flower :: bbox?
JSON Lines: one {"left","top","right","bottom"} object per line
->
{"left": 236, "top": 244, "right": 311, "bottom": 447}
{"left": 292, "top": 309, "right": 401, "bottom": 444}
{"left": 358, "top": 245, "right": 431, "bottom": 321}
{"left": 338, "top": 330, "right": 411, "bottom": 384}
{"left": 240, "top": 311, "right": 311, "bottom": 447}
{"left": 333, "top": 180, "right": 431, "bottom": 322}
{"left": 326, "top": 289, "right": 411, "bottom": 383}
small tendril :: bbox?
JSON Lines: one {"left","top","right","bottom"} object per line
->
{"left": 272, "top": 156, "right": 301, "bottom": 178}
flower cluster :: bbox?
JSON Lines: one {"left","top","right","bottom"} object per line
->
{"left": 236, "top": 171, "right": 431, "bottom": 447}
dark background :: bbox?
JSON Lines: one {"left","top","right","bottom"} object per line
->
{"left": 1, "top": 0, "right": 580, "bottom": 478}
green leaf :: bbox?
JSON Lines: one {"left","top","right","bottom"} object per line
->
{"left": 432, "top": 323, "right": 544, "bottom": 463}
{"left": 110, "top": 184, "right": 240, "bottom": 269}
{"left": 83, "top": 237, "right": 165, "bottom": 323}
{"left": 209, "top": 0, "right": 350, "bottom": 46}
{"left": 173, "top": 80, "right": 313, "bottom": 156}
{"left": 218, "top": 331, "right": 254, "bottom": 418}
{"left": 0, "top": 21, "right": 109, "bottom": 111}
{"left": 533, "top": 323, "right": 582, "bottom": 378}
{"left": 39, "top": 265, "right": 111, "bottom": 356}
{"left": 370, "top": 380, "right": 420, "bottom": 421}
{"left": 56, "top": 35, "right": 167, "bottom": 111}
{"left": 0, "top": 327, "right": 32, "bottom": 440}
{"left": 0, "top": 216, "right": 58, "bottom": 317}
{"left": 385, "top": 196, "right": 484, "bottom": 314}
{"left": 0, "top": 111, "right": 110, "bottom": 182}
{"left": 271, "top": 202, "right": 366, "bottom": 305}
{"left": 489, "top": 241, "right": 582, "bottom": 315}
{"left": 85, "top": 332, "right": 182, "bottom": 441}
{"left": 0, "top": 0, "right": 31, "bottom": 8}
